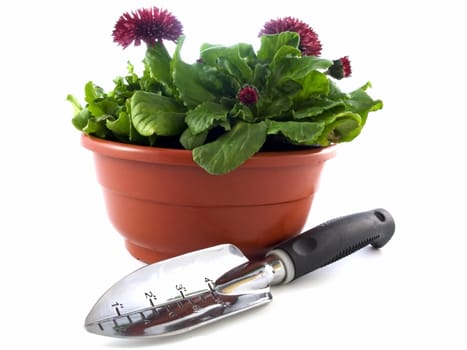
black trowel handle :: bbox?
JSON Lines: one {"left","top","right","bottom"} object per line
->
{"left": 271, "top": 209, "right": 395, "bottom": 283}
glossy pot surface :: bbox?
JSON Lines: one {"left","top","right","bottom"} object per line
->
{"left": 82, "top": 134, "right": 336, "bottom": 263}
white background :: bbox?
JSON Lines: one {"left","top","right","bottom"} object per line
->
{"left": 1, "top": 0, "right": 466, "bottom": 349}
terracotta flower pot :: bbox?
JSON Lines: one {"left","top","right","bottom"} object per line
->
{"left": 81, "top": 134, "right": 336, "bottom": 263}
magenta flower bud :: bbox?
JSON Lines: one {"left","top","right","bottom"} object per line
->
{"left": 237, "top": 86, "right": 259, "bottom": 105}
{"left": 328, "top": 56, "right": 352, "bottom": 79}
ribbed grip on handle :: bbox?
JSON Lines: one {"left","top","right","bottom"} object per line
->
{"left": 274, "top": 209, "right": 395, "bottom": 282}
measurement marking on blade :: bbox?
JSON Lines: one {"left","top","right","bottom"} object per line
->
{"left": 142, "top": 309, "right": 158, "bottom": 321}
{"left": 145, "top": 291, "right": 157, "bottom": 306}
{"left": 112, "top": 302, "right": 123, "bottom": 316}
{"left": 98, "top": 292, "right": 228, "bottom": 332}
{"left": 205, "top": 277, "right": 215, "bottom": 291}
{"left": 176, "top": 284, "right": 187, "bottom": 299}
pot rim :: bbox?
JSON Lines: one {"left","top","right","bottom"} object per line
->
{"left": 81, "top": 134, "right": 337, "bottom": 168}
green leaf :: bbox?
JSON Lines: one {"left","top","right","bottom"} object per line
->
{"left": 82, "top": 118, "right": 108, "bottom": 138}
{"left": 200, "top": 43, "right": 254, "bottom": 82}
{"left": 294, "top": 70, "right": 330, "bottom": 100}
{"left": 84, "top": 81, "right": 104, "bottom": 104}
{"left": 130, "top": 91, "right": 186, "bottom": 136}
{"left": 172, "top": 59, "right": 217, "bottom": 109}
{"left": 293, "top": 99, "right": 345, "bottom": 119}
{"left": 85, "top": 87, "right": 104, "bottom": 117}
{"left": 266, "top": 120, "right": 325, "bottom": 145}
{"left": 272, "top": 54, "right": 332, "bottom": 85}
{"left": 83, "top": 81, "right": 121, "bottom": 118}
{"left": 193, "top": 121, "right": 267, "bottom": 174}
{"left": 317, "top": 111, "right": 362, "bottom": 145}
{"left": 90, "top": 99, "right": 119, "bottom": 118}
{"left": 338, "top": 82, "right": 383, "bottom": 132}
{"left": 106, "top": 111, "right": 130, "bottom": 136}
{"left": 252, "top": 62, "right": 270, "bottom": 89}
{"left": 331, "top": 117, "right": 361, "bottom": 142}
{"left": 71, "top": 108, "right": 91, "bottom": 131}
{"left": 180, "top": 128, "right": 208, "bottom": 149}
{"left": 237, "top": 43, "right": 257, "bottom": 62}
{"left": 255, "top": 93, "right": 296, "bottom": 119}
{"left": 271, "top": 44, "right": 301, "bottom": 64}
{"left": 276, "top": 79, "right": 302, "bottom": 95}
{"left": 67, "top": 94, "right": 87, "bottom": 130}
{"left": 347, "top": 82, "right": 383, "bottom": 115}
{"left": 144, "top": 42, "right": 172, "bottom": 87}
{"left": 173, "top": 36, "right": 217, "bottom": 108}
{"left": 257, "top": 32, "right": 300, "bottom": 61}
{"left": 186, "top": 102, "right": 229, "bottom": 134}
{"left": 230, "top": 103, "right": 256, "bottom": 122}
{"left": 66, "top": 94, "right": 82, "bottom": 113}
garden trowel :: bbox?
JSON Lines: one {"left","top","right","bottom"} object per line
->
{"left": 85, "top": 208, "right": 395, "bottom": 338}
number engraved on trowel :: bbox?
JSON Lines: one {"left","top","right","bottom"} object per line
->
{"left": 111, "top": 302, "right": 123, "bottom": 316}
{"left": 176, "top": 284, "right": 187, "bottom": 298}
{"left": 144, "top": 291, "right": 157, "bottom": 307}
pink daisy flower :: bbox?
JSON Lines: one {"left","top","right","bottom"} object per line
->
{"left": 112, "top": 7, "right": 183, "bottom": 48}
{"left": 259, "top": 17, "right": 322, "bottom": 56}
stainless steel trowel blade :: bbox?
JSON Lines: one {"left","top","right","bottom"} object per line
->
{"left": 85, "top": 244, "right": 273, "bottom": 338}
{"left": 86, "top": 209, "right": 396, "bottom": 339}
